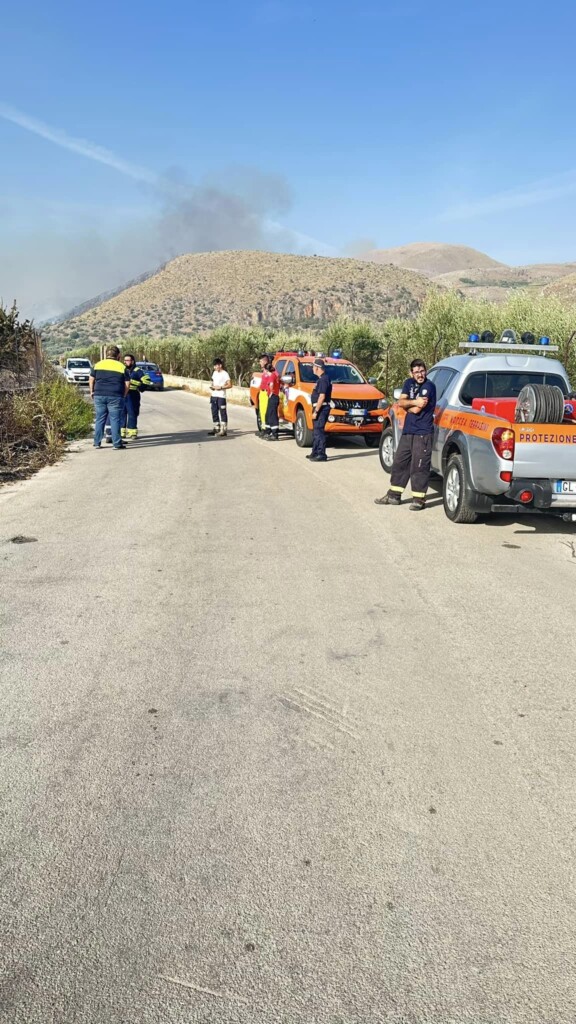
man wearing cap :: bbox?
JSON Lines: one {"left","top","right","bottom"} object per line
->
{"left": 306, "top": 358, "right": 332, "bottom": 462}
{"left": 258, "top": 354, "right": 281, "bottom": 441}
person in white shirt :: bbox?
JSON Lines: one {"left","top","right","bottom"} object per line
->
{"left": 208, "top": 357, "right": 232, "bottom": 436}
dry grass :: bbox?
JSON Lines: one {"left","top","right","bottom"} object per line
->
{"left": 43, "top": 250, "right": 435, "bottom": 349}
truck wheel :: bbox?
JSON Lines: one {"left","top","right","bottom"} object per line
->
{"left": 364, "top": 435, "right": 379, "bottom": 448}
{"left": 294, "top": 408, "right": 313, "bottom": 447}
{"left": 515, "top": 384, "right": 564, "bottom": 424}
{"left": 443, "top": 453, "right": 478, "bottom": 523}
{"left": 378, "top": 426, "right": 394, "bottom": 473}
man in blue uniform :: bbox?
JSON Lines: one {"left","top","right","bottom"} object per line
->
{"left": 89, "top": 345, "right": 130, "bottom": 450}
{"left": 374, "top": 359, "right": 437, "bottom": 510}
{"left": 104, "top": 354, "right": 152, "bottom": 442}
{"left": 306, "top": 358, "right": 332, "bottom": 462}
{"left": 122, "top": 354, "right": 152, "bottom": 440}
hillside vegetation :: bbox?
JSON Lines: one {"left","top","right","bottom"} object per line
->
{"left": 62, "top": 291, "right": 576, "bottom": 396}
{"left": 42, "top": 250, "right": 434, "bottom": 354}
{"left": 359, "top": 242, "right": 576, "bottom": 303}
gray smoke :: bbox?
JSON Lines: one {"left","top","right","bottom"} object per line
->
{"left": 0, "top": 169, "right": 314, "bottom": 322}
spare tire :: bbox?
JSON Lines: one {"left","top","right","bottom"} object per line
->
{"left": 515, "top": 384, "right": 565, "bottom": 424}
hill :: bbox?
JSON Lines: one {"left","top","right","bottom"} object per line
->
{"left": 360, "top": 242, "right": 504, "bottom": 277}
{"left": 543, "top": 271, "right": 576, "bottom": 303}
{"left": 42, "top": 250, "right": 434, "bottom": 351}
{"left": 359, "top": 243, "right": 576, "bottom": 303}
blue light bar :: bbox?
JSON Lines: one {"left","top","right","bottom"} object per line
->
{"left": 539, "top": 336, "right": 550, "bottom": 346}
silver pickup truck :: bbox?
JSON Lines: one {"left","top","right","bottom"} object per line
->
{"left": 379, "top": 343, "right": 576, "bottom": 523}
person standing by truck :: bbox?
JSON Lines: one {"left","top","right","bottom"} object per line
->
{"left": 208, "top": 357, "right": 232, "bottom": 437}
{"left": 259, "top": 354, "right": 281, "bottom": 441}
{"left": 374, "top": 359, "right": 437, "bottom": 510}
{"left": 306, "top": 358, "right": 332, "bottom": 462}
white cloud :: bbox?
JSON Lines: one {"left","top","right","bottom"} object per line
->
{"left": 437, "top": 171, "right": 576, "bottom": 222}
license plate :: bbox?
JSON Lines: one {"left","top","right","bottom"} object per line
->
{"left": 554, "top": 480, "right": 576, "bottom": 493}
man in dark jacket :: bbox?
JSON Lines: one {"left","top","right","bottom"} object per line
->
{"left": 89, "top": 346, "right": 130, "bottom": 450}
{"left": 374, "top": 359, "right": 437, "bottom": 510}
{"left": 306, "top": 358, "right": 332, "bottom": 462}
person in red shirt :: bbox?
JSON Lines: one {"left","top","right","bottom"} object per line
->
{"left": 258, "top": 353, "right": 281, "bottom": 441}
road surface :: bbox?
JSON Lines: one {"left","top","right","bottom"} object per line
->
{"left": 1, "top": 389, "right": 575, "bottom": 1024}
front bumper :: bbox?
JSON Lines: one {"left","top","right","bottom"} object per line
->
{"left": 327, "top": 412, "right": 384, "bottom": 433}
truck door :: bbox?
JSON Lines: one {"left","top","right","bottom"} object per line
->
{"left": 280, "top": 360, "right": 296, "bottom": 423}
{"left": 427, "top": 367, "right": 457, "bottom": 473}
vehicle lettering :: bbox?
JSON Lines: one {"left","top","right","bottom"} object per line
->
{"left": 519, "top": 432, "right": 576, "bottom": 444}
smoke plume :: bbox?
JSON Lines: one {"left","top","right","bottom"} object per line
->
{"left": 0, "top": 103, "right": 335, "bottom": 321}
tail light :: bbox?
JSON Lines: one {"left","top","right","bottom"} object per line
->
{"left": 519, "top": 489, "right": 533, "bottom": 504}
{"left": 492, "top": 427, "right": 515, "bottom": 461}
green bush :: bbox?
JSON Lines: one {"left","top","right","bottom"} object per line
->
{"left": 13, "top": 373, "right": 93, "bottom": 455}
{"left": 56, "top": 290, "right": 576, "bottom": 394}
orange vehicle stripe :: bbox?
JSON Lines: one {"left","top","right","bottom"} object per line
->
{"left": 395, "top": 405, "right": 509, "bottom": 440}
{"left": 395, "top": 403, "right": 576, "bottom": 445}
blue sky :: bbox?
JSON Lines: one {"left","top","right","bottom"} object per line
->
{"left": 2, "top": 0, "right": 576, "bottom": 316}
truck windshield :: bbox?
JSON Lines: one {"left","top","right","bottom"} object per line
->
{"left": 298, "top": 363, "right": 364, "bottom": 385}
{"left": 460, "top": 371, "right": 568, "bottom": 405}
{"left": 68, "top": 360, "right": 90, "bottom": 368}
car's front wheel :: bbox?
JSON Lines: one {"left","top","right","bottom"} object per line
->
{"left": 443, "top": 453, "right": 478, "bottom": 523}
{"left": 294, "top": 408, "right": 313, "bottom": 447}
{"left": 378, "top": 426, "right": 394, "bottom": 473}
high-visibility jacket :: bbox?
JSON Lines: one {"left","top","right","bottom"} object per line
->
{"left": 128, "top": 367, "right": 152, "bottom": 392}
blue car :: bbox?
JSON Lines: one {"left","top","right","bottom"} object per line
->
{"left": 136, "top": 361, "right": 164, "bottom": 391}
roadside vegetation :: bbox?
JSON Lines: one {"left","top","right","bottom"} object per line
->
{"left": 60, "top": 291, "right": 576, "bottom": 394}
{"left": 1, "top": 304, "right": 93, "bottom": 483}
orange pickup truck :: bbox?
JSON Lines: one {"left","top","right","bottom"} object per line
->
{"left": 249, "top": 352, "right": 389, "bottom": 447}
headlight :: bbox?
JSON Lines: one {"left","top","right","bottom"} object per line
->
{"left": 377, "top": 398, "right": 389, "bottom": 409}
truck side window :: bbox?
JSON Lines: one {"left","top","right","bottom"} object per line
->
{"left": 283, "top": 360, "right": 295, "bottom": 380}
{"left": 428, "top": 367, "right": 455, "bottom": 400}
{"left": 460, "top": 373, "right": 487, "bottom": 405}
{"left": 275, "top": 360, "right": 287, "bottom": 378}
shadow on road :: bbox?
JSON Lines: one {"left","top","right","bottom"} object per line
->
{"left": 131, "top": 429, "right": 254, "bottom": 447}
{"left": 326, "top": 450, "right": 379, "bottom": 462}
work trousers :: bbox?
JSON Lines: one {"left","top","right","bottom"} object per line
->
{"left": 210, "top": 397, "right": 228, "bottom": 424}
{"left": 94, "top": 395, "right": 124, "bottom": 447}
{"left": 389, "top": 433, "right": 433, "bottom": 499}
{"left": 311, "top": 406, "right": 330, "bottom": 458}
{"left": 265, "top": 394, "right": 279, "bottom": 433}
{"left": 123, "top": 391, "right": 141, "bottom": 430}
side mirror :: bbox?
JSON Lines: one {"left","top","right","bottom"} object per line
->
{"left": 281, "top": 374, "right": 295, "bottom": 385}
{"left": 368, "top": 377, "right": 377, "bottom": 385}
{"left": 393, "top": 387, "right": 402, "bottom": 401}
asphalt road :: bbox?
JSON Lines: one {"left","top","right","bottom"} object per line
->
{"left": 1, "top": 389, "right": 575, "bottom": 1024}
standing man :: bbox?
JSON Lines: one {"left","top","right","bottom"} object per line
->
{"left": 105, "top": 354, "right": 153, "bottom": 442}
{"left": 259, "top": 353, "right": 281, "bottom": 441}
{"left": 306, "top": 358, "right": 332, "bottom": 462}
{"left": 208, "top": 357, "right": 232, "bottom": 436}
{"left": 89, "top": 345, "right": 130, "bottom": 450}
{"left": 122, "top": 354, "right": 152, "bottom": 440}
{"left": 374, "top": 359, "right": 437, "bottom": 510}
